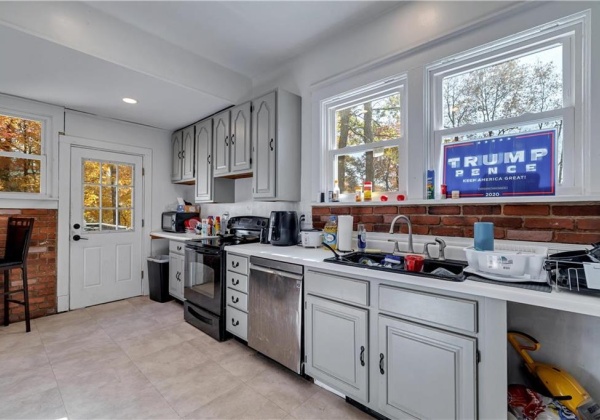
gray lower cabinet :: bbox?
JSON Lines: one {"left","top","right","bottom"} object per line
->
{"left": 169, "top": 241, "right": 185, "bottom": 300}
{"left": 305, "top": 295, "right": 369, "bottom": 403}
{"left": 377, "top": 315, "right": 477, "bottom": 420}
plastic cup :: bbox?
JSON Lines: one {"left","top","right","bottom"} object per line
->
{"left": 405, "top": 254, "right": 425, "bottom": 272}
{"left": 474, "top": 222, "right": 494, "bottom": 251}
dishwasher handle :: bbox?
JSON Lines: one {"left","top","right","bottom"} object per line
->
{"left": 249, "top": 263, "right": 304, "bottom": 281}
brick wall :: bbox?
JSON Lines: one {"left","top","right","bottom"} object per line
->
{"left": 0, "top": 209, "right": 57, "bottom": 323}
{"left": 312, "top": 202, "right": 600, "bottom": 245}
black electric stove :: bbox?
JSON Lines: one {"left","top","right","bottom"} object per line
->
{"left": 183, "top": 216, "right": 268, "bottom": 341}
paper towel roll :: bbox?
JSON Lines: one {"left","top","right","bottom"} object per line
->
{"left": 337, "top": 215, "right": 354, "bottom": 252}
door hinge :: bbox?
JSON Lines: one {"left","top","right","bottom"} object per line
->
{"left": 141, "top": 270, "right": 144, "bottom": 279}
{"left": 250, "top": 157, "right": 252, "bottom": 164}
{"left": 304, "top": 301, "right": 307, "bottom": 310}
{"left": 476, "top": 350, "right": 481, "bottom": 364}
{"left": 142, "top": 219, "right": 145, "bottom": 227}
{"left": 250, "top": 105, "right": 254, "bottom": 113}
{"left": 142, "top": 167, "right": 145, "bottom": 176}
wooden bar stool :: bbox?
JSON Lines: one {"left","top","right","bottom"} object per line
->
{"left": 1, "top": 217, "right": 34, "bottom": 332}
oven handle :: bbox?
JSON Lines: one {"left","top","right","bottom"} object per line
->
{"left": 187, "top": 306, "right": 214, "bottom": 325}
{"left": 249, "top": 264, "right": 303, "bottom": 281}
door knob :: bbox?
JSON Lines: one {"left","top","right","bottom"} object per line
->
{"left": 73, "top": 235, "right": 88, "bottom": 241}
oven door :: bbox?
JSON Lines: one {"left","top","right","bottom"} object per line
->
{"left": 184, "top": 246, "right": 222, "bottom": 315}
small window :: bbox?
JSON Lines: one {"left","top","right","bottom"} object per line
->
{"left": 322, "top": 77, "right": 406, "bottom": 199}
{"left": 82, "top": 159, "right": 134, "bottom": 232}
{"left": 428, "top": 13, "right": 586, "bottom": 196}
{"left": 0, "top": 114, "right": 45, "bottom": 194}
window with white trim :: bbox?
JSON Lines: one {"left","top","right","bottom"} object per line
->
{"left": 428, "top": 13, "right": 587, "bottom": 196}
{"left": 0, "top": 113, "right": 46, "bottom": 194}
{"left": 322, "top": 77, "right": 406, "bottom": 199}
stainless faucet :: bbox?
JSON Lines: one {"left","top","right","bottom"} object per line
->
{"left": 424, "top": 238, "right": 447, "bottom": 260}
{"left": 388, "top": 215, "right": 414, "bottom": 254}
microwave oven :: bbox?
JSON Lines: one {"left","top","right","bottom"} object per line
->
{"left": 162, "top": 212, "right": 199, "bottom": 233}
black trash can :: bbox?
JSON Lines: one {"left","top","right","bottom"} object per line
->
{"left": 147, "top": 255, "right": 172, "bottom": 303}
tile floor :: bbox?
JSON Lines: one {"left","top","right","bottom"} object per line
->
{"left": 0, "top": 296, "right": 373, "bottom": 420}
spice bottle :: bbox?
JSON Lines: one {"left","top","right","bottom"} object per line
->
{"left": 363, "top": 181, "right": 372, "bottom": 201}
{"left": 332, "top": 180, "right": 340, "bottom": 202}
{"left": 355, "top": 187, "right": 362, "bottom": 202}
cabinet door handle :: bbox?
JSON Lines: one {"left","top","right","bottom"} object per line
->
{"left": 231, "top": 318, "right": 239, "bottom": 327}
{"left": 360, "top": 346, "right": 365, "bottom": 367}
{"left": 176, "top": 272, "right": 180, "bottom": 281}
{"left": 207, "top": 154, "right": 211, "bottom": 164}
{"left": 182, "top": 150, "right": 185, "bottom": 159}
{"left": 231, "top": 134, "right": 235, "bottom": 145}
{"left": 379, "top": 353, "right": 385, "bottom": 375}
{"left": 232, "top": 261, "right": 239, "bottom": 268}
{"left": 269, "top": 138, "right": 274, "bottom": 151}
{"left": 177, "top": 246, "right": 182, "bottom": 251}
{"left": 178, "top": 151, "right": 182, "bottom": 159}
{"left": 232, "top": 278, "right": 240, "bottom": 286}
{"left": 231, "top": 296, "right": 239, "bottom": 304}
{"left": 225, "top": 135, "right": 229, "bottom": 146}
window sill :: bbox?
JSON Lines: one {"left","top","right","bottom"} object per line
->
{"left": 312, "top": 194, "right": 600, "bottom": 207}
{"left": 0, "top": 197, "right": 58, "bottom": 209}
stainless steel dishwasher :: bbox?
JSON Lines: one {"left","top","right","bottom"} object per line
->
{"left": 248, "top": 256, "right": 304, "bottom": 373}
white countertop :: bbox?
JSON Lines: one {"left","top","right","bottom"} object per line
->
{"left": 225, "top": 243, "right": 600, "bottom": 318}
{"left": 150, "top": 231, "right": 218, "bottom": 241}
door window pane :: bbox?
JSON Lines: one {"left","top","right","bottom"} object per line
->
{"left": 82, "top": 159, "right": 135, "bottom": 232}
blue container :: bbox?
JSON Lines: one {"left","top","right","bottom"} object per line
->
{"left": 474, "top": 222, "right": 494, "bottom": 251}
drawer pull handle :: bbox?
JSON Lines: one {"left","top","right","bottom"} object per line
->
{"left": 232, "top": 318, "right": 239, "bottom": 327}
{"left": 232, "top": 296, "right": 239, "bottom": 304}
{"left": 177, "top": 246, "right": 182, "bottom": 251}
{"left": 379, "top": 353, "right": 385, "bottom": 375}
{"left": 232, "top": 278, "right": 240, "bottom": 286}
{"left": 360, "top": 346, "right": 365, "bottom": 367}
{"left": 232, "top": 261, "right": 240, "bottom": 268}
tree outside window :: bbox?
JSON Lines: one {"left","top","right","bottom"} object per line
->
{"left": 0, "top": 114, "right": 43, "bottom": 193}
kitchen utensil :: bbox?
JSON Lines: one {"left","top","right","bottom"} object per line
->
{"left": 474, "top": 222, "right": 494, "bottom": 251}
{"left": 301, "top": 230, "right": 322, "bottom": 248}
{"left": 508, "top": 331, "right": 600, "bottom": 418}
{"left": 268, "top": 211, "right": 299, "bottom": 246}
{"left": 405, "top": 254, "right": 424, "bottom": 272}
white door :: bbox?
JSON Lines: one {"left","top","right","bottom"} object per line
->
{"left": 69, "top": 147, "right": 144, "bottom": 309}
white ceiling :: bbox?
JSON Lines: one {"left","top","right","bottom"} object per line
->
{"left": 0, "top": 1, "right": 401, "bottom": 130}
{"left": 87, "top": 1, "right": 402, "bottom": 78}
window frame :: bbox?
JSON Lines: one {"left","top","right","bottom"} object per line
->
{"left": 0, "top": 104, "right": 55, "bottom": 199}
{"left": 426, "top": 13, "right": 586, "bottom": 197}
{"left": 320, "top": 75, "right": 407, "bottom": 200}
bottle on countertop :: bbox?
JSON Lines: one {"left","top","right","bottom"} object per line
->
{"left": 357, "top": 223, "right": 367, "bottom": 252}
{"left": 323, "top": 216, "right": 338, "bottom": 250}
{"left": 214, "top": 216, "right": 221, "bottom": 235}
{"left": 207, "top": 216, "right": 214, "bottom": 236}
{"left": 221, "top": 212, "right": 229, "bottom": 235}
{"left": 363, "top": 181, "right": 372, "bottom": 201}
{"left": 332, "top": 180, "right": 340, "bottom": 202}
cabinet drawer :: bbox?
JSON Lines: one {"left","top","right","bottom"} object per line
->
{"left": 379, "top": 285, "right": 478, "bottom": 335}
{"left": 306, "top": 270, "right": 369, "bottom": 306}
{"left": 227, "top": 271, "right": 248, "bottom": 293}
{"left": 227, "top": 253, "right": 248, "bottom": 275}
{"left": 169, "top": 241, "right": 186, "bottom": 255}
{"left": 226, "top": 287, "right": 248, "bottom": 312}
{"left": 227, "top": 306, "right": 248, "bottom": 341}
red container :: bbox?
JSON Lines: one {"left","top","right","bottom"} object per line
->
{"left": 405, "top": 254, "right": 425, "bottom": 272}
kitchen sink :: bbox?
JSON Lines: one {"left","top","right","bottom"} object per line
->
{"left": 323, "top": 252, "right": 467, "bottom": 282}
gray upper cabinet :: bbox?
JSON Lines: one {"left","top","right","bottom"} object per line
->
{"left": 194, "top": 118, "right": 235, "bottom": 203}
{"left": 194, "top": 119, "right": 213, "bottom": 202}
{"left": 230, "top": 102, "right": 252, "bottom": 174}
{"left": 170, "top": 130, "right": 183, "bottom": 182}
{"left": 213, "top": 102, "right": 252, "bottom": 178}
{"left": 377, "top": 315, "right": 477, "bottom": 420}
{"left": 252, "top": 90, "right": 300, "bottom": 201}
{"left": 305, "top": 295, "right": 369, "bottom": 403}
{"left": 171, "top": 126, "right": 195, "bottom": 183}
{"left": 213, "top": 110, "right": 231, "bottom": 177}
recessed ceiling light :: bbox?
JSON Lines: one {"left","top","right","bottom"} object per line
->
{"left": 122, "top": 97, "right": 138, "bottom": 104}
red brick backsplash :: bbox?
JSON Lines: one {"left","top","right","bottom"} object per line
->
{"left": 0, "top": 209, "right": 57, "bottom": 323}
{"left": 312, "top": 202, "right": 600, "bottom": 245}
